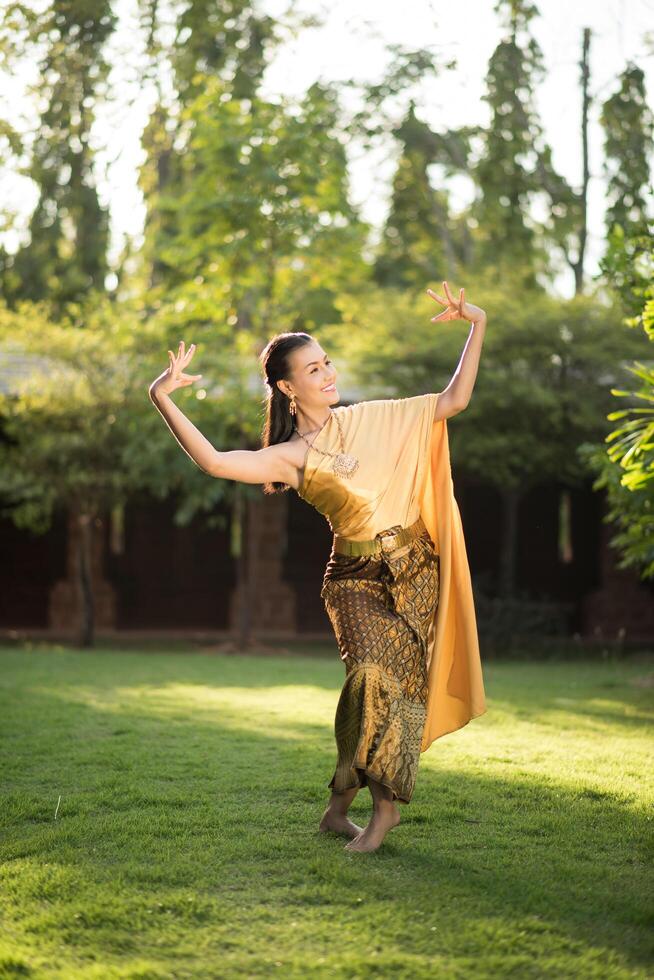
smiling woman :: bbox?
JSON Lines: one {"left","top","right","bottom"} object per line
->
{"left": 148, "top": 284, "right": 487, "bottom": 853}
{"left": 258, "top": 332, "right": 341, "bottom": 494}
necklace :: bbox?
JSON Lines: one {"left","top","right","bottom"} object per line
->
{"left": 293, "top": 409, "right": 360, "bottom": 479}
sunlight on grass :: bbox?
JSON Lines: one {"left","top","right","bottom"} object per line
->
{"left": 33, "top": 681, "right": 339, "bottom": 742}
{"left": 1, "top": 647, "right": 652, "bottom": 979}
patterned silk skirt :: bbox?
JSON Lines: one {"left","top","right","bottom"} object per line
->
{"left": 320, "top": 523, "right": 440, "bottom": 804}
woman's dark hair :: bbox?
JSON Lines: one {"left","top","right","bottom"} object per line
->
{"left": 259, "top": 330, "right": 315, "bottom": 495}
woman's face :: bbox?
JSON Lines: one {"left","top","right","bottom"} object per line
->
{"left": 283, "top": 342, "right": 338, "bottom": 408}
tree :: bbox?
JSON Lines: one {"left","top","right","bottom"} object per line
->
{"left": 170, "top": 0, "right": 277, "bottom": 104}
{"left": 373, "top": 103, "right": 468, "bottom": 290}
{"left": 0, "top": 0, "right": 116, "bottom": 310}
{"left": 582, "top": 230, "right": 654, "bottom": 580}
{"left": 0, "top": 289, "right": 268, "bottom": 646}
{"left": 600, "top": 63, "right": 654, "bottom": 248}
{"left": 0, "top": 300, "right": 140, "bottom": 645}
{"left": 136, "top": 0, "right": 307, "bottom": 288}
{"left": 472, "top": 0, "right": 579, "bottom": 288}
{"left": 535, "top": 27, "right": 592, "bottom": 295}
{"left": 154, "top": 77, "right": 370, "bottom": 332}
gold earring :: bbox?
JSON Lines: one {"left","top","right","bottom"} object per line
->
{"left": 289, "top": 393, "right": 297, "bottom": 416}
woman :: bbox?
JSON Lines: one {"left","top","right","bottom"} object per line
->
{"left": 149, "top": 280, "right": 487, "bottom": 853}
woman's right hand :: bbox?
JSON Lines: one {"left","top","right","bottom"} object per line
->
{"left": 149, "top": 340, "right": 203, "bottom": 399}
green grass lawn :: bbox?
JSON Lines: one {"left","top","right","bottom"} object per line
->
{"left": 1, "top": 644, "right": 652, "bottom": 980}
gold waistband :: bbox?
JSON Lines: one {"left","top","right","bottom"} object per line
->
{"left": 332, "top": 515, "right": 428, "bottom": 557}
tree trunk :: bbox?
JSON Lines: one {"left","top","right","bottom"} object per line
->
{"left": 574, "top": 26, "right": 591, "bottom": 295}
{"left": 76, "top": 511, "right": 95, "bottom": 648}
{"left": 499, "top": 487, "right": 520, "bottom": 598}
{"left": 233, "top": 487, "right": 253, "bottom": 650}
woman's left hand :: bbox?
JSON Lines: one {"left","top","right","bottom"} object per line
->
{"left": 427, "top": 281, "right": 486, "bottom": 325}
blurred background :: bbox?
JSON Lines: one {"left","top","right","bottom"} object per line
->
{"left": 0, "top": 0, "right": 652, "bottom": 651}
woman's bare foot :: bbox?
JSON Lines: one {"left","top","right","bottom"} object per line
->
{"left": 345, "top": 774, "right": 401, "bottom": 852}
{"left": 319, "top": 811, "right": 364, "bottom": 839}
{"left": 344, "top": 802, "right": 400, "bottom": 851}
{"left": 318, "top": 786, "right": 362, "bottom": 839}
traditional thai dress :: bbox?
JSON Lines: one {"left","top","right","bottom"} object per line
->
{"left": 296, "top": 394, "right": 486, "bottom": 804}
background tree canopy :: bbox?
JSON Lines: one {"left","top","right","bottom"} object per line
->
{"left": 0, "top": 0, "right": 652, "bottom": 644}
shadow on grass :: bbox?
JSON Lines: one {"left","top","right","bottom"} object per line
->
{"left": 1, "top": 652, "right": 652, "bottom": 976}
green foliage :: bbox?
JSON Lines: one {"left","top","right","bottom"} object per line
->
{"left": 581, "top": 240, "right": 654, "bottom": 579}
{"left": 600, "top": 64, "right": 654, "bottom": 244}
{"left": 134, "top": 288, "right": 267, "bottom": 525}
{"left": 600, "top": 224, "right": 654, "bottom": 319}
{"left": 2, "top": 0, "right": 652, "bottom": 591}
{"left": 326, "top": 280, "right": 649, "bottom": 491}
{"left": 0, "top": 297, "right": 260, "bottom": 537}
{"left": 137, "top": 0, "right": 322, "bottom": 292}
{"left": 0, "top": 0, "right": 116, "bottom": 310}
{"left": 365, "top": 0, "right": 582, "bottom": 293}
{"left": 473, "top": 0, "right": 579, "bottom": 286}
{"left": 343, "top": 44, "right": 455, "bottom": 145}
{"left": 374, "top": 105, "right": 468, "bottom": 290}
{"left": 140, "top": 76, "right": 370, "bottom": 335}
{"left": 0, "top": 299, "right": 142, "bottom": 530}
{"left": 606, "top": 357, "right": 654, "bottom": 495}
{"left": 171, "top": 0, "right": 278, "bottom": 102}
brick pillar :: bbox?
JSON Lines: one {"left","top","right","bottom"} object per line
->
{"left": 49, "top": 511, "right": 117, "bottom": 630}
{"left": 229, "top": 492, "right": 296, "bottom": 634}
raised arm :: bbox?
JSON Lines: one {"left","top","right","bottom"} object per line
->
{"left": 427, "top": 280, "right": 487, "bottom": 418}
{"left": 148, "top": 340, "right": 293, "bottom": 485}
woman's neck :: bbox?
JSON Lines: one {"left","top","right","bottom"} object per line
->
{"left": 295, "top": 406, "right": 332, "bottom": 436}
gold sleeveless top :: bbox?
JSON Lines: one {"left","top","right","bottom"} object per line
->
{"left": 297, "top": 393, "right": 487, "bottom": 752}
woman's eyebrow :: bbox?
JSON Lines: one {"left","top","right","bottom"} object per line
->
{"left": 305, "top": 355, "right": 329, "bottom": 369}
